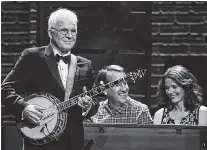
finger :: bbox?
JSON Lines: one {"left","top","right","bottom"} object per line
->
{"left": 83, "top": 96, "right": 92, "bottom": 106}
{"left": 81, "top": 97, "right": 89, "bottom": 104}
{"left": 28, "top": 117, "right": 40, "bottom": 125}
{"left": 83, "top": 86, "right": 87, "bottom": 93}
{"left": 78, "top": 99, "right": 85, "bottom": 109}
{"left": 79, "top": 97, "right": 90, "bottom": 108}
{"left": 78, "top": 101, "right": 89, "bottom": 110}
{"left": 35, "top": 105, "right": 45, "bottom": 113}
{"left": 78, "top": 97, "right": 84, "bottom": 107}
{"left": 84, "top": 95, "right": 91, "bottom": 100}
{"left": 30, "top": 109, "right": 42, "bottom": 117}
{"left": 35, "top": 105, "right": 45, "bottom": 110}
{"left": 24, "top": 107, "right": 41, "bottom": 118}
{"left": 27, "top": 112, "right": 40, "bottom": 122}
{"left": 25, "top": 105, "right": 42, "bottom": 117}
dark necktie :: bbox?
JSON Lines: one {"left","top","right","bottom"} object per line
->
{"left": 55, "top": 54, "right": 70, "bottom": 64}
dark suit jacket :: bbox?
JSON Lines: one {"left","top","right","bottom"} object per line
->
{"left": 1, "top": 45, "right": 99, "bottom": 150}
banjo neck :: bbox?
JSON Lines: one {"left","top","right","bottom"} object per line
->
{"left": 56, "top": 69, "right": 146, "bottom": 112}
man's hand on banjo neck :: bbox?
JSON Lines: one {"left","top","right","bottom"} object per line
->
{"left": 77, "top": 86, "right": 94, "bottom": 112}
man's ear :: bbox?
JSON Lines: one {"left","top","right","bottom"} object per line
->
{"left": 48, "top": 30, "right": 52, "bottom": 39}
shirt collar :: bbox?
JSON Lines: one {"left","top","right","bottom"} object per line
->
{"left": 105, "top": 97, "right": 130, "bottom": 115}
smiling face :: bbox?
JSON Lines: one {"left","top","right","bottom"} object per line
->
{"left": 49, "top": 16, "right": 77, "bottom": 54}
{"left": 165, "top": 78, "right": 185, "bottom": 105}
{"left": 105, "top": 71, "right": 129, "bottom": 106}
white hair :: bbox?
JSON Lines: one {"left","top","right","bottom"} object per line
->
{"left": 48, "top": 8, "right": 78, "bottom": 29}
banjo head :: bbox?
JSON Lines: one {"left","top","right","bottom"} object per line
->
{"left": 17, "top": 93, "right": 67, "bottom": 145}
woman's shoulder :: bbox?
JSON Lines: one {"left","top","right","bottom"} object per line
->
{"left": 153, "top": 108, "right": 165, "bottom": 124}
{"left": 198, "top": 105, "right": 207, "bottom": 126}
{"left": 199, "top": 105, "right": 207, "bottom": 112}
{"left": 155, "top": 108, "right": 165, "bottom": 116}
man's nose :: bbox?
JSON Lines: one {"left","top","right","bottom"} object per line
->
{"left": 65, "top": 31, "right": 72, "bottom": 38}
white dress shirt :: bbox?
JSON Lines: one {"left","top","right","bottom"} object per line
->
{"left": 52, "top": 46, "right": 91, "bottom": 116}
{"left": 52, "top": 47, "right": 70, "bottom": 89}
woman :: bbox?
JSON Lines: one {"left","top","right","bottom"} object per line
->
{"left": 154, "top": 65, "right": 207, "bottom": 125}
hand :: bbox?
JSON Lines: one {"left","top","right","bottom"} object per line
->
{"left": 22, "top": 104, "right": 45, "bottom": 126}
{"left": 78, "top": 86, "right": 93, "bottom": 111}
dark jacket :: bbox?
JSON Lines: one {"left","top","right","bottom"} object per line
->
{"left": 1, "top": 45, "right": 99, "bottom": 150}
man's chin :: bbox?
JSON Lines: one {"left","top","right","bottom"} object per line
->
{"left": 62, "top": 42, "right": 75, "bottom": 49}
{"left": 119, "top": 96, "right": 128, "bottom": 102}
{"left": 60, "top": 46, "right": 73, "bottom": 53}
{"left": 65, "top": 45, "right": 74, "bottom": 50}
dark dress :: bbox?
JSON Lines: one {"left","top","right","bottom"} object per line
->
{"left": 161, "top": 106, "right": 200, "bottom": 125}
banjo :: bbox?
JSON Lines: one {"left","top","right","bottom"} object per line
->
{"left": 16, "top": 69, "right": 146, "bottom": 145}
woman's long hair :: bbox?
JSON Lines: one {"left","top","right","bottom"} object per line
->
{"left": 157, "top": 65, "right": 202, "bottom": 111}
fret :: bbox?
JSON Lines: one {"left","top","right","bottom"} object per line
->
{"left": 108, "top": 82, "right": 115, "bottom": 88}
{"left": 67, "top": 102, "right": 71, "bottom": 107}
{"left": 81, "top": 93, "right": 86, "bottom": 97}
{"left": 60, "top": 103, "right": 63, "bottom": 109}
{"left": 66, "top": 101, "right": 70, "bottom": 108}
{"left": 120, "top": 78, "right": 125, "bottom": 83}
{"left": 64, "top": 103, "right": 67, "bottom": 109}
{"left": 104, "top": 84, "right": 110, "bottom": 89}
{"left": 61, "top": 104, "right": 64, "bottom": 110}
{"left": 59, "top": 104, "right": 63, "bottom": 111}
{"left": 69, "top": 97, "right": 77, "bottom": 106}
{"left": 99, "top": 85, "right": 106, "bottom": 92}
{"left": 69, "top": 100, "right": 77, "bottom": 107}
{"left": 66, "top": 102, "right": 70, "bottom": 108}
{"left": 63, "top": 103, "right": 66, "bottom": 110}
{"left": 57, "top": 105, "right": 60, "bottom": 111}
{"left": 115, "top": 78, "right": 124, "bottom": 85}
{"left": 62, "top": 104, "right": 65, "bottom": 110}
{"left": 86, "top": 91, "right": 92, "bottom": 97}
{"left": 91, "top": 87, "right": 99, "bottom": 96}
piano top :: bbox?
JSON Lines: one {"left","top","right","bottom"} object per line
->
{"left": 83, "top": 123, "right": 207, "bottom": 129}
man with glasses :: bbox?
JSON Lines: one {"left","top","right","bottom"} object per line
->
{"left": 2, "top": 8, "right": 99, "bottom": 150}
{"left": 91, "top": 65, "right": 153, "bottom": 124}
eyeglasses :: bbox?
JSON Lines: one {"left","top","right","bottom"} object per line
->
{"left": 50, "top": 27, "right": 77, "bottom": 36}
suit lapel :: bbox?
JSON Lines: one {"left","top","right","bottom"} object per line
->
{"left": 44, "top": 45, "right": 65, "bottom": 90}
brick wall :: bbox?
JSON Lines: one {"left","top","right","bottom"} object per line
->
{"left": 151, "top": 2, "right": 207, "bottom": 108}
{"left": 2, "top": 1, "right": 207, "bottom": 108}
{"left": 1, "top": 2, "right": 149, "bottom": 101}
{"left": 1, "top": 1, "right": 37, "bottom": 80}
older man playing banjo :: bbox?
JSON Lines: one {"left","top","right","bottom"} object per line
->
{"left": 2, "top": 8, "right": 99, "bottom": 150}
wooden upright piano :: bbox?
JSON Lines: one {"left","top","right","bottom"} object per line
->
{"left": 2, "top": 123, "right": 207, "bottom": 150}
